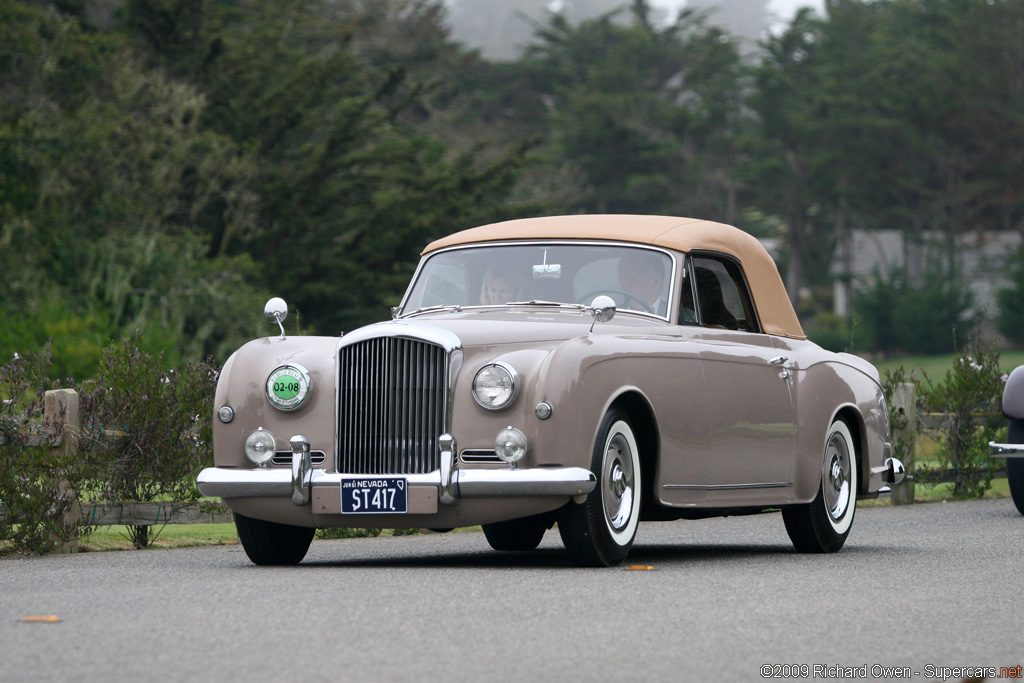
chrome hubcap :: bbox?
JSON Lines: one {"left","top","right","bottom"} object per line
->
{"left": 824, "top": 433, "right": 852, "bottom": 522}
{"left": 603, "top": 434, "right": 635, "bottom": 533}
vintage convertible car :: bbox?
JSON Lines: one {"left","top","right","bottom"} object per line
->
{"left": 197, "top": 215, "right": 905, "bottom": 566}
{"left": 989, "top": 366, "right": 1024, "bottom": 515}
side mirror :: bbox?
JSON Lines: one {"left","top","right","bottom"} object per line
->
{"left": 265, "top": 297, "right": 288, "bottom": 338}
{"left": 588, "top": 295, "right": 616, "bottom": 332}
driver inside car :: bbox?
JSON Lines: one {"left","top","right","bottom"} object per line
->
{"left": 617, "top": 251, "right": 666, "bottom": 315}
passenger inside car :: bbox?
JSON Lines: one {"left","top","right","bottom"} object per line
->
{"left": 480, "top": 263, "right": 526, "bottom": 304}
{"left": 617, "top": 251, "right": 667, "bottom": 315}
{"left": 695, "top": 266, "right": 739, "bottom": 330}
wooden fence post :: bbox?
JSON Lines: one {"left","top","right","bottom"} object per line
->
{"left": 44, "top": 389, "right": 80, "bottom": 554}
{"left": 891, "top": 382, "right": 917, "bottom": 505}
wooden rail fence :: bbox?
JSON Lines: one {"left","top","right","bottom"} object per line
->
{"left": 0, "top": 389, "right": 232, "bottom": 553}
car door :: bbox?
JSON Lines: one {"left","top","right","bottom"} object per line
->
{"left": 686, "top": 254, "right": 797, "bottom": 501}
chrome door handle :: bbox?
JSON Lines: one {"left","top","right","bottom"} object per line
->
{"left": 769, "top": 356, "right": 788, "bottom": 365}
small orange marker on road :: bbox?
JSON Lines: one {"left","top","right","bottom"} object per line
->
{"left": 627, "top": 565, "right": 654, "bottom": 571}
{"left": 20, "top": 615, "right": 60, "bottom": 623}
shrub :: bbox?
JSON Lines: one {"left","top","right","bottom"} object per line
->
{"left": 78, "top": 334, "right": 218, "bottom": 548}
{"left": 918, "top": 339, "right": 1005, "bottom": 498}
{"left": 0, "top": 347, "right": 92, "bottom": 555}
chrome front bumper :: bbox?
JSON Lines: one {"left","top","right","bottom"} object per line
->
{"left": 990, "top": 442, "right": 1024, "bottom": 458}
{"left": 197, "top": 432, "right": 596, "bottom": 507}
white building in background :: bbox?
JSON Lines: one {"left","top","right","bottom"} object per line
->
{"left": 830, "top": 229, "right": 1022, "bottom": 327}
{"left": 446, "top": 0, "right": 777, "bottom": 61}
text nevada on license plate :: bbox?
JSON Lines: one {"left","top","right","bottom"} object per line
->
{"left": 341, "top": 477, "right": 408, "bottom": 514}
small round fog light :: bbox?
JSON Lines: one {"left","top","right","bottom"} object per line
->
{"left": 245, "top": 428, "right": 277, "bottom": 466}
{"left": 218, "top": 405, "right": 235, "bottom": 424}
{"left": 535, "top": 402, "right": 552, "bottom": 420}
{"left": 495, "top": 426, "right": 528, "bottom": 466}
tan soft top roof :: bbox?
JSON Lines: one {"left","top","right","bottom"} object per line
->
{"left": 423, "top": 214, "right": 805, "bottom": 340}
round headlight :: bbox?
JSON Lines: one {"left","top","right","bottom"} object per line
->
{"left": 472, "top": 362, "right": 519, "bottom": 410}
{"left": 245, "top": 428, "right": 277, "bottom": 466}
{"left": 266, "top": 364, "right": 312, "bottom": 412}
{"left": 495, "top": 426, "right": 528, "bottom": 465}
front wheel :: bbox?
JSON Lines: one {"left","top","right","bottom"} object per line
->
{"left": 1006, "top": 419, "right": 1024, "bottom": 515}
{"left": 783, "top": 418, "right": 858, "bottom": 553}
{"left": 235, "top": 512, "right": 315, "bottom": 565}
{"left": 558, "top": 408, "right": 642, "bottom": 567}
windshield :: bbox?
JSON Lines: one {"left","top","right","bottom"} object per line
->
{"left": 400, "top": 242, "right": 675, "bottom": 318}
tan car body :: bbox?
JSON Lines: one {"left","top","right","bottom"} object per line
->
{"left": 198, "top": 215, "right": 896, "bottom": 558}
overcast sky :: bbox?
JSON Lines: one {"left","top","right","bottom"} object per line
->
{"left": 652, "top": 0, "right": 826, "bottom": 28}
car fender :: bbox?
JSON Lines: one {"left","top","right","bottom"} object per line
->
{"left": 1003, "top": 366, "right": 1024, "bottom": 420}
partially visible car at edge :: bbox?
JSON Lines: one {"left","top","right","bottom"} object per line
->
{"left": 989, "top": 366, "right": 1024, "bottom": 514}
{"left": 197, "top": 215, "right": 905, "bottom": 566}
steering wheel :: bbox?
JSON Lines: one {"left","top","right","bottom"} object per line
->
{"left": 577, "top": 289, "right": 655, "bottom": 314}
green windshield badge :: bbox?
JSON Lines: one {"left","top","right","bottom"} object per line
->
{"left": 266, "top": 364, "right": 312, "bottom": 411}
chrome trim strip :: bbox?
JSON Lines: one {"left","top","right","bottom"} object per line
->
{"left": 990, "top": 442, "right": 1024, "bottom": 457}
{"left": 663, "top": 482, "right": 794, "bottom": 491}
{"left": 454, "top": 467, "right": 596, "bottom": 498}
{"left": 336, "top": 320, "right": 462, "bottom": 354}
{"left": 196, "top": 466, "right": 596, "bottom": 500}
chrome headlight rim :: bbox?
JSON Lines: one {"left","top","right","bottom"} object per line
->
{"left": 266, "top": 363, "right": 312, "bottom": 412}
{"left": 472, "top": 361, "right": 519, "bottom": 411}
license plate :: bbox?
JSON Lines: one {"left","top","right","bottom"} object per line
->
{"left": 341, "top": 477, "right": 407, "bottom": 514}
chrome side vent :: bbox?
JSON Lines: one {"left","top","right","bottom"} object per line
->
{"left": 337, "top": 336, "right": 448, "bottom": 474}
{"left": 271, "top": 451, "right": 326, "bottom": 467}
{"left": 460, "top": 449, "right": 501, "bottom": 464}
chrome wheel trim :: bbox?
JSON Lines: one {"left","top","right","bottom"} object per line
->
{"left": 601, "top": 420, "right": 640, "bottom": 545}
{"left": 822, "top": 421, "right": 856, "bottom": 534}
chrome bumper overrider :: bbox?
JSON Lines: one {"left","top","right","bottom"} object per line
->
{"left": 884, "top": 457, "right": 905, "bottom": 485}
{"left": 197, "top": 433, "right": 597, "bottom": 506}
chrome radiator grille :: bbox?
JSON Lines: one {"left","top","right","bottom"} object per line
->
{"left": 337, "top": 336, "right": 448, "bottom": 474}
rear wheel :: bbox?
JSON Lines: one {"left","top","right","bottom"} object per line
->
{"left": 1006, "top": 419, "right": 1024, "bottom": 515}
{"left": 783, "top": 418, "right": 858, "bottom": 553}
{"left": 235, "top": 512, "right": 315, "bottom": 565}
{"left": 483, "top": 515, "right": 549, "bottom": 551}
{"left": 558, "top": 407, "right": 641, "bottom": 567}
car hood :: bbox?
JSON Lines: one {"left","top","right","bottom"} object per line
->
{"left": 374, "top": 309, "right": 666, "bottom": 347}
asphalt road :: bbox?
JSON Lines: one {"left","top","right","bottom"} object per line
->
{"left": 2, "top": 498, "right": 1022, "bottom": 683}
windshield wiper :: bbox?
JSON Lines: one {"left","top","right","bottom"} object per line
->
{"left": 506, "top": 300, "right": 586, "bottom": 310}
{"left": 403, "top": 304, "right": 462, "bottom": 317}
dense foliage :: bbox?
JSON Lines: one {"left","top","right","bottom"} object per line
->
{"left": 0, "top": 347, "right": 89, "bottom": 554}
{"left": 3, "top": 0, "right": 1024, "bottom": 372}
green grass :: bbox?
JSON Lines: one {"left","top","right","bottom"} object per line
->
{"left": 873, "top": 349, "right": 1024, "bottom": 380}
{"left": 860, "top": 476, "right": 1012, "bottom": 507}
{"left": 80, "top": 523, "right": 240, "bottom": 551}
{"left": 76, "top": 523, "right": 458, "bottom": 551}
